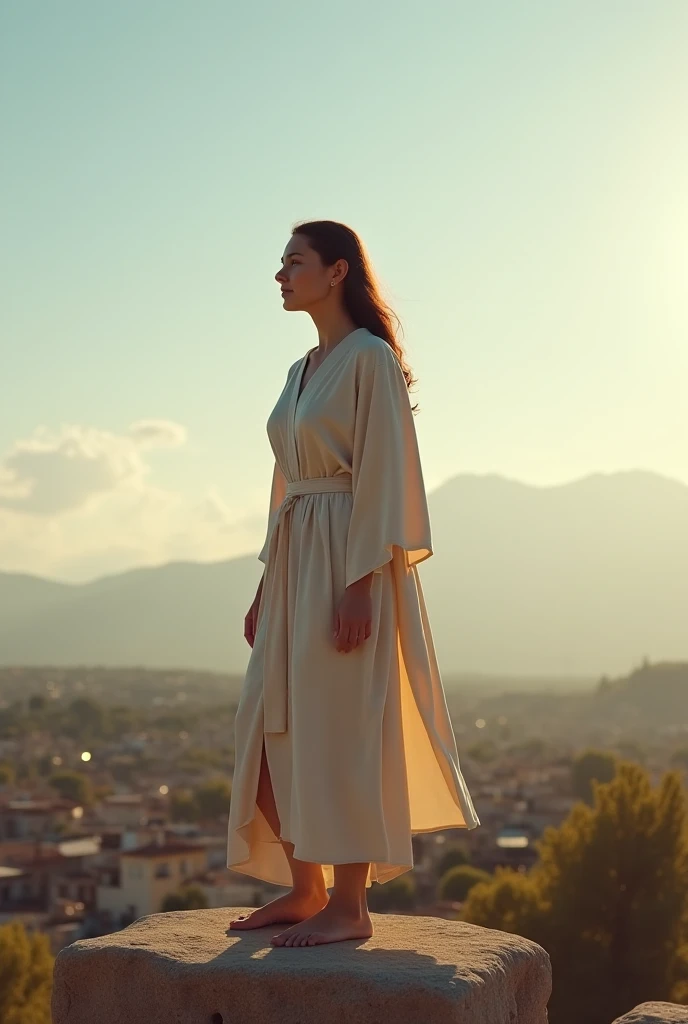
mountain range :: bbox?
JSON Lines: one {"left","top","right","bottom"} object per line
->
{"left": 1, "top": 469, "right": 686, "bottom": 679}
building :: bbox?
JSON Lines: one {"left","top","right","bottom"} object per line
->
{"left": 96, "top": 794, "right": 146, "bottom": 829}
{"left": 0, "top": 799, "right": 79, "bottom": 840}
{"left": 96, "top": 836, "right": 208, "bottom": 922}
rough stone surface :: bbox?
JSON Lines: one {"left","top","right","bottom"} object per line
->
{"left": 612, "top": 1004, "right": 688, "bottom": 1024}
{"left": 51, "top": 907, "right": 552, "bottom": 1023}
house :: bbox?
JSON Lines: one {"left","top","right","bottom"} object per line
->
{"left": 96, "top": 794, "right": 146, "bottom": 829}
{"left": 0, "top": 799, "right": 79, "bottom": 840}
{"left": 96, "top": 835, "right": 208, "bottom": 922}
{"left": 0, "top": 835, "right": 102, "bottom": 920}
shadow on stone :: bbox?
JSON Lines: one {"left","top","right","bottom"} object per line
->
{"left": 51, "top": 906, "right": 552, "bottom": 1023}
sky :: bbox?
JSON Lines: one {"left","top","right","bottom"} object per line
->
{"left": 1, "top": 0, "right": 686, "bottom": 583}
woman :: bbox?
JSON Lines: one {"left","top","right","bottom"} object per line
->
{"left": 226, "top": 219, "right": 479, "bottom": 948}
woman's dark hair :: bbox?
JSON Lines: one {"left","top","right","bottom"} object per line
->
{"left": 291, "top": 219, "right": 420, "bottom": 413}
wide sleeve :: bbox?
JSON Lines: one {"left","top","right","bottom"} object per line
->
{"left": 257, "top": 458, "right": 288, "bottom": 564}
{"left": 345, "top": 341, "right": 433, "bottom": 588}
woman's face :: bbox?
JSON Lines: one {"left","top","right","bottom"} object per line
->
{"left": 275, "top": 234, "right": 344, "bottom": 311}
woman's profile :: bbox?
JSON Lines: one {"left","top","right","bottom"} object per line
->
{"left": 226, "top": 219, "right": 480, "bottom": 947}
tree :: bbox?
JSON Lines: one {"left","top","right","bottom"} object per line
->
{"left": 63, "top": 696, "right": 105, "bottom": 741}
{"left": 461, "top": 761, "right": 688, "bottom": 1024}
{"left": 367, "top": 874, "right": 417, "bottom": 912}
{"left": 194, "top": 778, "right": 231, "bottom": 822}
{"left": 0, "top": 703, "right": 21, "bottom": 739}
{"left": 466, "top": 740, "right": 499, "bottom": 763}
{"left": 169, "top": 789, "right": 199, "bottom": 823}
{"left": 161, "top": 885, "right": 208, "bottom": 912}
{"left": 571, "top": 748, "right": 617, "bottom": 804}
{"left": 48, "top": 770, "right": 93, "bottom": 807}
{"left": 438, "top": 864, "right": 491, "bottom": 902}
{"left": 436, "top": 843, "right": 470, "bottom": 880}
{"left": 0, "top": 919, "right": 54, "bottom": 1024}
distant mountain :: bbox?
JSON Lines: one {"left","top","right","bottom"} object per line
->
{"left": 1, "top": 469, "right": 686, "bottom": 677}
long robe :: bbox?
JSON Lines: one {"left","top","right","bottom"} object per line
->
{"left": 226, "top": 327, "right": 479, "bottom": 889}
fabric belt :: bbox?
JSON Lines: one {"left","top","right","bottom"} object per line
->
{"left": 261, "top": 474, "right": 353, "bottom": 733}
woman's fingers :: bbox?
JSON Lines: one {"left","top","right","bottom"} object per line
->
{"left": 334, "top": 620, "right": 371, "bottom": 652}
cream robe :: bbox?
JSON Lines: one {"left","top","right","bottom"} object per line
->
{"left": 226, "top": 327, "right": 479, "bottom": 888}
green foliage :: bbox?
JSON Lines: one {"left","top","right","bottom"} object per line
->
{"left": 571, "top": 748, "right": 617, "bottom": 804}
{"left": 169, "top": 789, "right": 199, "bottom": 823}
{"left": 367, "top": 873, "right": 417, "bottom": 912}
{"left": 458, "top": 864, "right": 544, "bottom": 933}
{"left": 0, "top": 703, "right": 22, "bottom": 739}
{"left": 461, "top": 760, "right": 688, "bottom": 1024}
{"left": 435, "top": 843, "right": 470, "bottom": 880}
{"left": 62, "top": 697, "right": 105, "bottom": 740}
{"left": 160, "top": 885, "right": 209, "bottom": 912}
{"left": 47, "top": 770, "right": 93, "bottom": 806}
{"left": 466, "top": 740, "right": 499, "bottom": 762}
{"left": 169, "top": 779, "right": 231, "bottom": 823}
{"left": 0, "top": 919, "right": 54, "bottom": 1024}
{"left": 438, "top": 864, "right": 491, "bottom": 902}
{"left": 194, "top": 778, "right": 232, "bottom": 821}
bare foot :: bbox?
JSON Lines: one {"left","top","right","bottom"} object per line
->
{"left": 229, "top": 889, "right": 328, "bottom": 930}
{"left": 270, "top": 902, "right": 373, "bottom": 947}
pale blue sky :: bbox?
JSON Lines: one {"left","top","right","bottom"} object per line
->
{"left": 2, "top": 1, "right": 686, "bottom": 582}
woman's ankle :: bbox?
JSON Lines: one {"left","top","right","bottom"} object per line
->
{"left": 326, "top": 890, "right": 368, "bottom": 916}
{"left": 290, "top": 882, "right": 328, "bottom": 901}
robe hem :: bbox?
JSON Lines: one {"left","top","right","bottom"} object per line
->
{"left": 226, "top": 818, "right": 480, "bottom": 888}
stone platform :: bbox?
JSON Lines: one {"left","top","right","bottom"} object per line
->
{"left": 51, "top": 907, "right": 552, "bottom": 1023}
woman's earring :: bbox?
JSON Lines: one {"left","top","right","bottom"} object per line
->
{"left": 331, "top": 281, "right": 335, "bottom": 287}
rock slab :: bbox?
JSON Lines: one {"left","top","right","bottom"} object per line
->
{"left": 51, "top": 907, "right": 552, "bottom": 1024}
{"left": 612, "top": 1004, "right": 688, "bottom": 1024}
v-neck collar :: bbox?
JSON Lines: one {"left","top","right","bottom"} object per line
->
{"left": 294, "top": 327, "right": 364, "bottom": 411}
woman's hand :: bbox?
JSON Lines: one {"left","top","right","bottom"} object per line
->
{"left": 244, "top": 576, "right": 264, "bottom": 648}
{"left": 333, "top": 573, "right": 374, "bottom": 653}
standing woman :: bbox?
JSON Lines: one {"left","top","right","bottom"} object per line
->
{"left": 227, "top": 220, "right": 479, "bottom": 948}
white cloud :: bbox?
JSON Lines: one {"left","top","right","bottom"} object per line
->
{"left": 0, "top": 422, "right": 266, "bottom": 582}
{"left": 127, "top": 419, "right": 187, "bottom": 450}
{"left": 0, "top": 424, "right": 156, "bottom": 515}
